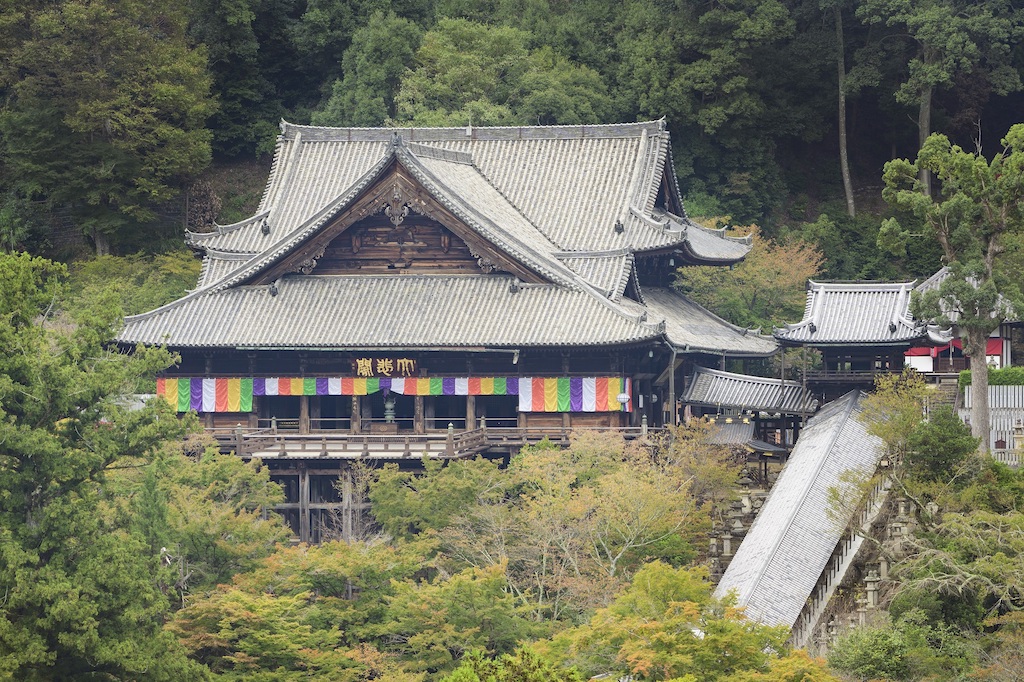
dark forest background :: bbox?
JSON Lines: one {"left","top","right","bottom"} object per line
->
{"left": 3, "top": 0, "right": 1022, "bottom": 282}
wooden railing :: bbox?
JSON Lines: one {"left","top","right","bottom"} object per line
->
{"left": 803, "top": 369, "right": 899, "bottom": 382}
{"left": 788, "top": 474, "right": 892, "bottom": 649}
{"left": 208, "top": 424, "right": 661, "bottom": 459}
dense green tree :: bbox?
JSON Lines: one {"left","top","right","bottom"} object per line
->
{"left": 546, "top": 562, "right": 837, "bottom": 681}
{"left": 442, "top": 647, "right": 583, "bottom": 682}
{"left": 616, "top": 0, "right": 800, "bottom": 221}
{"left": 186, "top": 0, "right": 289, "bottom": 157}
{"left": 312, "top": 11, "right": 424, "bottom": 127}
{"left": 827, "top": 611, "right": 977, "bottom": 681}
{"left": 394, "top": 18, "right": 613, "bottom": 127}
{"left": 904, "top": 405, "right": 978, "bottom": 483}
{"left": 858, "top": 0, "right": 1023, "bottom": 195}
{"left": 0, "top": 0, "right": 215, "bottom": 255}
{"left": 879, "top": 125, "right": 1024, "bottom": 451}
{"left": 0, "top": 252, "right": 206, "bottom": 679}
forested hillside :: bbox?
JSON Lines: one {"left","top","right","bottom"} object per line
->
{"left": 4, "top": 1, "right": 1024, "bottom": 680}
{"left": 2, "top": 0, "right": 1023, "bottom": 280}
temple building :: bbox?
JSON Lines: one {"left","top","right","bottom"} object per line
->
{"left": 774, "top": 280, "right": 950, "bottom": 402}
{"left": 118, "top": 120, "right": 777, "bottom": 541}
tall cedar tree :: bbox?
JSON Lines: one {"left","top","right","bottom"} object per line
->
{"left": 879, "top": 125, "right": 1024, "bottom": 452}
{"left": 0, "top": 253, "right": 206, "bottom": 679}
{"left": 0, "top": 0, "right": 214, "bottom": 254}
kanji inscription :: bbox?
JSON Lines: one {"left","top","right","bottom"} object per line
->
{"left": 353, "top": 357, "right": 417, "bottom": 377}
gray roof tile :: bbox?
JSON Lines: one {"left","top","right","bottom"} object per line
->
{"left": 190, "top": 121, "right": 749, "bottom": 263}
{"left": 775, "top": 280, "right": 949, "bottom": 346}
{"left": 557, "top": 251, "right": 632, "bottom": 298}
{"left": 714, "top": 391, "right": 882, "bottom": 628}
{"left": 119, "top": 275, "right": 661, "bottom": 349}
{"left": 641, "top": 288, "right": 777, "bottom": 356}
{"left": 683, "top": 366, "right": 818, "bottom": 414}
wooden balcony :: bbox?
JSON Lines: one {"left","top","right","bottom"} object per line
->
{"left": 803, "top": 369, "right": 900, "bottom": 383}
{"left": 208, "top": 423, "right": 661, "bottom": 460}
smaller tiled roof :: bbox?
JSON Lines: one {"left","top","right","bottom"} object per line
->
{"left": 683, "top": 366, "right": 818, "bottom": 415}
{"left": 641, "top": 288, "right": 777, "bottom": 357}
{"left": 714, "top": 390, "right": 883, "bottom": 629}
{"left": 196, "top": 250, "right": 255, "bottom": 288}
{"left": 775, "top": 280, "right": 950, "bottom": 346}
{"left": 187, "top": 212, "right": 272, "bottom": 254}
{"left": 706, "top": 421, "right": 790, "bottom": 455}
{"left": 557, "top": 251, "right": 632, "bottom": 299}
{"left": 652, "top": 211, "right": 753, "bottom": 263}
{"left": 916, "top": 266, "right": 1017, "bottom": 325}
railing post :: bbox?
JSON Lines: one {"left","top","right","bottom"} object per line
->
{"left": 641, "top": 414, "right": 648, "bottom": 436}
{"left": 446, "top": 422, "right": 455, "bottom": 456}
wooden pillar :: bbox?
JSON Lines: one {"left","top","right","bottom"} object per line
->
{"left": 414, "top": 396, "right": 424, "bottom": 433}
{"left": 309, "top": 397, "right": 321, "bottom": 432}
{"left": 351, "top": 395, "right": 361, "bottom": 434}
{"left": 298, "top": 464, "right": 310, "bottom": 543}
{"left": 341, "top": 467, "right": 354, "bottom": 542}
{"left": 466, "top": 394, "right": 476, "bottom": 430}
{"left": 668, "top": 348, "right": 677, "bottom": 427}
{"left": 299, "top": 395, "right": 310, "bottom": 434}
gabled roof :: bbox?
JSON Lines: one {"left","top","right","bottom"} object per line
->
{"left": 683, "top": 366, "right": 818, "bottom": 415}
{"left": 714, "top": 391, "right": 882, "bottom": 629}
{"left": 557, "top": 251, "right": 632, "bottom": 300}
{"left": 187, "top": 120, "right": 750, "bottom": 265}
{"left": 774, "top": 280, "right": 950, "bottom": 346}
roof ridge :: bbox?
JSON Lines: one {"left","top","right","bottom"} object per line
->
{"left": 554, "top": 248, "right": 632, "bottom": 258}
{"left": 684, "top": 218, "right": 754, "bottom": 245}
{"left": 186, "top": 210, "right": 270, "bottom": 242}
{"left": 202, "top": 248, "right": 258, "bottom": 260}
{"left": 694, "top": 365, "right": 804, "bottom": 388}
{"left": 279, "top": 119, "right": 669, "bottom": 142}
{"left": 405, "top": 141, "right": 473, "bottom": 164}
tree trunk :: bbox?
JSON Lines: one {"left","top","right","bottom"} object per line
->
{"left": 918, "top": 84, "right": 933, "bottom": 197}
{"left": 92, "top": 228, "right": 110, "bottom": 256}
{"left": 835, "top": 6, "right": 855, "bottom": 218}
{"left": 966, "top": 328, "right": 991, "bottom": 454}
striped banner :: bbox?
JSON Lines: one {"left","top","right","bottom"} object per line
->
{"left": 155, "top": 376, "right": 631, "bottom": 413}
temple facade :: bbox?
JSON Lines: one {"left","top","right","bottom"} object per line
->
{"left": 118, "top": 120, "right": 778, "bottom": 541}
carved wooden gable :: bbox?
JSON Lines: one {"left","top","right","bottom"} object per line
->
{"left": 252, "top": 160, "right": 546, "bottom": 284}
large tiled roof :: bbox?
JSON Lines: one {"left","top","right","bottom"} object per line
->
{"left": 122, "top": 122, "right": 772, "bottom": 354}
{"left": 774, "top": 280, "right": 950, "bottom": 346}
{"left": 641, "top": 288, "right": 777, "bottom": 356}
{"left": 120, "top": 275, "right": 662, "bottom": 349}
{"left": 683, "top": 366, "right": 818, "bottom": 414}
{"left": 714, "top": 391, "right": 882, "bottom": 629}
{"left": 187, "top": 121, "right": 750, "bottom": 263}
